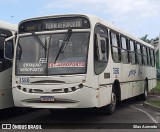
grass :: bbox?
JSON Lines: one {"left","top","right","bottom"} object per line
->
{"left": 146, "top": 81, "right": 160, "bottom": 108}
{"left": 149, "top": 81, "right": 160, "bottom": 94}
{"left": 146, "top": 100, "right": 160, "bottom": 107}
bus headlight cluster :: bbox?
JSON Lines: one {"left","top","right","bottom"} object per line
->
{"left": 78, "top": 83, "right": 84, "bottom": 88}
{"left": 16, "top": 83, "right": 84, "bottom": 93}
{"left": 17, "top": 85, "right": 30, "bottom": 93}
{"left": 64, "top": 84, "right": 84, "bottom": 93}
{"left": 64, "top": 87, "right": 77, "bottom": 93}
{"left": 17, "top": 85, "right": 21, "bottom": 90}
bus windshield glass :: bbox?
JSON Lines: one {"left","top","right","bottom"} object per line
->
{"left": 16, "top": 32, "right": 90, "bottom": 75}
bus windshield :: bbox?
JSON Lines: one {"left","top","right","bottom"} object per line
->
{"left": 16, "top": 32, "right": 90, "bottom": 75}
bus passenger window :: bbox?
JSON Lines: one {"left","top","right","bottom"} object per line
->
{"left": 94, "top": 25, "right": 109, "bottom": 75}
{"left": 0, "top": 37, "right": 5, "bottom": 59}
{"left": 121, "top": 36, "right": 129, "bottom": 63}
{"left": 110, "top": 32, "right": 121, "bottom": 62}
{"left": 129, "top": 40, "right": 136, "bottom": 64}
{"left": 96, "top": 34, "right": 107, "bottom": 61}
{"left": 142, "top": 46, "right": 147, "bottom": 66}
{"left": 150, "top": 49, "right": 155, "bottom": 67}
{"left": 147, "top": 48, "right": 150, "bottom": 66}
{"left": 136, "top": 43, "right": 143, "bottom": 65}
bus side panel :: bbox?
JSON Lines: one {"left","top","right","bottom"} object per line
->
{"left": 146, "top": 66, "right": 156, "bottom": 91}
{"left": 151, "top": 67, "right": 157, "bottom": 91}
{"left": 0, "top": 68, "right": 14, "bottom": 109}
{"left": 98, "top": 61, "right": 113, "bottom": 107}
{"left": 121, "top": 64, "right": 132, "bottom": 100}
{"left": 0, "top": 89, "right": 14, "bottom": 109}
{"left": 120, "top": 83, "right": 132, "bottom": 100}
{"left": 98, "top": 86, "right": 112, "bottom": 107}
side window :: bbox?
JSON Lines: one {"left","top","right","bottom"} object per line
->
{"left": 121, "top": 36, "right": 129, "bottom": 63}
{"left": 110, "top": 31, "right": 120, "bottom": 62}
{"left": 96, "top": 34, "right": 108, "bottom": 61}
{"left": 147, "top": 48, "right": 151, "bottom": 66}
{"left": 146, "top": 47, "right": 150, "bottom": 66}
{"left": 150, "top": 49, "right": 155, "bottom": 67}
{"left": 0, "top": 36, "right": 5, "bottom": 59}
{"left": 4, "top": 40, "right": 14, "bottom": 60}
{"left": 149, "top": 49, "right": 152, "bottom": 66}
{"left": 142, "top": 46, "right": 147, "bottom": 66}
{"left": 136, "top": 43, "right": 143, "bottom": 65}
{"left": 0, "top": 29, "right": 12, "bottom": 72}
{"left": 129, "top": 40, "right": 136, "bottom": 64}
{"left": 94, "top": 25, "right": 109, "bottom": 75}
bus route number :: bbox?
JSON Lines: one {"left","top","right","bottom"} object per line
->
{"left": 113, "top": 67, "right": 119, "bottom": 74}
{"left": 19, "top": 78, "right": 30, "bottom": 84}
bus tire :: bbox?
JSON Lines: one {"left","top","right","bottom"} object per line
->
{"left": 107, "top": 88, "right": 117, "bottom": 115}
{"left": 141, "top": 81, "right": 148, "bottom": 100}
{"left": 98, "top": 88, "right": 117, "bottom": 115}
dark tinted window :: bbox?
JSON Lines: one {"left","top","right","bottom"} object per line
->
{"left": 0, "top": 29, "right": 12, "bottom": 72}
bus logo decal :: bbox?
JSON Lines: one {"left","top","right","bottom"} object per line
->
{"left": 128, "top": 70, "right": 136, "bottom": 77}
{"left": 113, "top": 67, "right": 119, "bottom": 74}
{"left": 39, "top": 58, "right": 47, "bottom": 64}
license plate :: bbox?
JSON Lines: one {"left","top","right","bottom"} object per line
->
{"left": 40, "top": 96, "right": 55, "bottom": 102}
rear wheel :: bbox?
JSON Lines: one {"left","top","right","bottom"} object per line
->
{"left": 141, "top": 81, "right": 148, "bottom": 100}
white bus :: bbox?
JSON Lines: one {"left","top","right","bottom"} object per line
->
{"left": 0, "top": 21, "right": 17, "bottom": 109}
{"left": 9, "top": 14, "right": 156, "bottom": 114}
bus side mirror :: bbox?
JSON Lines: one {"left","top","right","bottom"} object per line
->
{"left": 4, "top": 40, "right": 14, "bottom": 60}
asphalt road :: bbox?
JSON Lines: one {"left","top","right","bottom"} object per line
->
{"left": 0, "top": 97, "right": 160, "bottom": 131}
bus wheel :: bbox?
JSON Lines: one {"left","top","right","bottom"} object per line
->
{"left": 98, "top": 88, "right": 117, "bottom": 115}
{"left": 141, "top": 81, "right": 148, "bottom": 100}
{"left": 107, "top": 89, "right": 117, "bottom": 115}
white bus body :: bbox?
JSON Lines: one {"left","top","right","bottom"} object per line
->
{"left": 12, "top": 14, "right": 156, "bottom": 114}
{"left": 0, "top": 21, "right": 17, "bottom": 109}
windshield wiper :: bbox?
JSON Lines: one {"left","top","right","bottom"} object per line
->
{"left": 54, "top": 29, "right": 72, "bottom": 63}
{"left": 32, "top": 32, "right": 47, "bottom": 51}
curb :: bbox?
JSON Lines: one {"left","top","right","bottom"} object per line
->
{"left": 143, "top": 102, "right": 160, "bottom": 112}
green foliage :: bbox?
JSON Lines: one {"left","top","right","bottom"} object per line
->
{"left": 146, "top": 100, "right": 160, "bottom": 107}
{"left": 140, "top": 34, "right": 152, "bottom": 43}
{"left": 150, "top": 81, "right": 160, "bottom": 93}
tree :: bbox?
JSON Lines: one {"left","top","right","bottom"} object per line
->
{"left": 140, "top": 34, "right": 151, "bottom": 43}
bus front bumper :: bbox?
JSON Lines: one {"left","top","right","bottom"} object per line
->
{"left": 12, "top": 86, "right": 97, "bottom": 109}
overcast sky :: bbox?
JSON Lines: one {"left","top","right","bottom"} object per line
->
{"left": 1, "top": 0, "right": 160, "bottom": 39}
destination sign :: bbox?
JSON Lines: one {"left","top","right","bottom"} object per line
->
{"left": 44, "top": 19, "right": 82, "bottom": 30}
{"left": 19, "top": 17, "right": 90, "bottom": 33}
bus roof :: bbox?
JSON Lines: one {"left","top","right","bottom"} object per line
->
{"left": 19, "top": 14, "right": 154, "bottom": 49}
{"left": 0, "top": 21, "right": 17, "bottom": 32}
